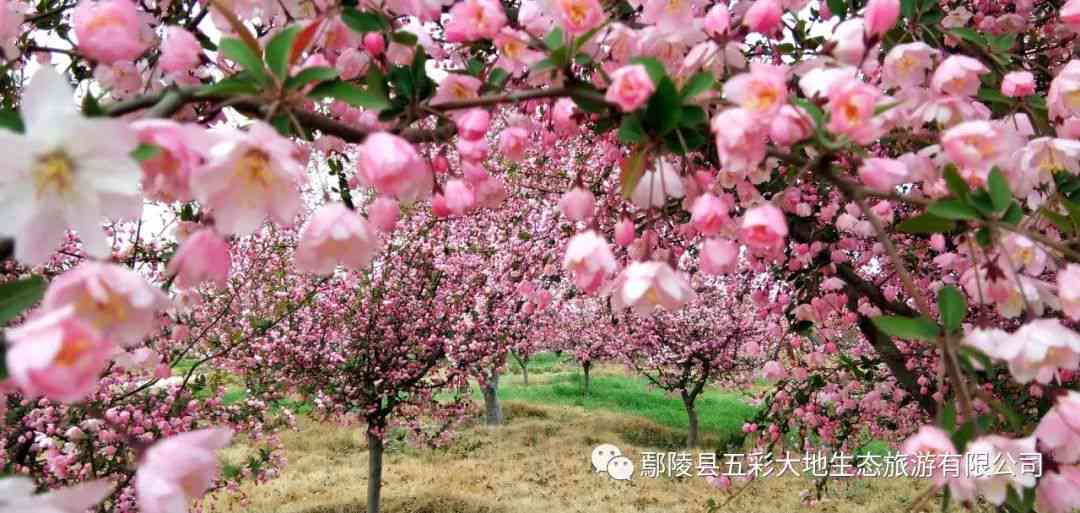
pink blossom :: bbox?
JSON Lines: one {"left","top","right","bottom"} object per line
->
{"left": 443, "top": 179, "right": 476, "bottom": 214}
{"left": 356, "top": 132, "right": 433, "bottom": 202}
{"left": 563, "top": 230, "right": 617, "bottom": 294}
{"left": 826, "top": 77, "right": 885, "bottom": 144}
{"left": 445, "top": 0, "right": 506, "bottom": 42}
{"left": 761, "top": 360, "right": 787, "bottom": 381}
{"left": 368, "top": 197, "right": 400, "bottom": 233}
{"left": 964, "top": 319, "right": 1080, "bottom": 384}
{"left": 832, "top": 19, "right": 866, "bottom": 65}
{"left": 159, "top": 26, "right": 201, "bottom": 74}
{"left": 723, "top": 63, "right": 788, "bottom": 120}
{"left": 768, "top": 104, "right": 813, "bottom": 146}
{"left": 72, "top": 0, "right": 148, "bottom": 64}
{"left": 1062, "top": 0, "right": 1080, "bottom": 33}
{"left": 940, "top": 120, "right": 1023, "bottom": 186}
{"left": 700, "top": 238, "right": 739, "bottom": 275}
{"left": 740, "top": 203, "right": 788, "bottom": 252}
{"left": 631, "top": 157, "right": 685, "bottom": 208}
{"left": 864, "top": 0, "right": 900, "bottom": 35}
{"left": 135, "top": 428, "right": 234, "bottom": 513}
{"left": 42, "top": 262, "right": 168, "bottom": 347}
{"left": 615, "top": 218, "right": 636, "bottom": 247}
{"left": 190, "top": 121, "right": 307, "bottom": 236}
{"left": 0, "top": 477, "right": 115, "bottom": 513}
{"left": 295, "top": 203, "right": 379, "bottom": 274}
{"left": 711, "top": 108, "right": 767, "bottom": 174}
{"left": 1001, "top": 70, "right": 1035, "bottom": 97}
{"left": 1049, "top": 60, "right": 1080, "bottom": 121}
{"left": 553, "top": 98, "right": 578, "bottom": 134}
{"left": 498, "top": 125, "right": 530, "bottom": 161}
{"left": 858, "top": 158, "right": 909, "bottom": 192}
{"left": 553, "top": 0, "right": 604, "bottom": 35}
{"left": 456, "top": 108, "right": 491, "bottom": 141}
{"left": 1035, "top": 391, "right": 1080, "bottom": 464}
{"left": 612, "top": 261, "right": 695, "bottom": 313}
{"left": 363, "top": 32, "right": 385, "bottom": 55}
{"left": 605, "top": 64, "right": 655, "bottom": 113}
{"left": 704, "top": 4, "right": 731, "bottom": 36}
{"left": 882, "top": 42, "right": 937, "bottom": 90}
{"left": 133, "top": 119, "right": 210, "bottom": 203}
{"left": 931, "top": 55, "right": 990, "bottom": 97}
{"left": 167, "top": 228, "right": 231, "bottom": 289}
{"left": 432, "top": 74, "right": 483, "bottom": 106}
{"left": 965, "top": 435, "right": 1037, "bottom": 505}
{"left": 6, "top": 306, "right": 115, "bottom": 403}
{"left": 1037, "top": 466, "right": 1080, "bottom": 513}
{"left": 743, "top": 0, "right": 782, "bottom": 34}
{"left": 901, "top": 426, "right": 975, "bottom": 500}
{"left": 559, "top": 187, "right": 595, "bottom": 222}
{"left": 691, "top": 193, "right": 730, "bottom": 236}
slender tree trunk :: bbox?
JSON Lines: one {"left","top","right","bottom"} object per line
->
{"left": 521, "top": 359, "right": 529, "bottom": 386}
{"left": 583, "top": 360, "right": 592, "bottom": 397}
{"left": 683, "top": 394, "right": 700, "bottom": 448}
{"left": 366, "top": 431, "right": 384, "bottom": 513}
{"left": 482, "top": 379, "right": 503, "bottom": 425}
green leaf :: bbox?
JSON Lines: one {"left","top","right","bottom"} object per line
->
{"left": 0, "top": 108, "right": 24, "bottom": 133}
{"left": 872, "top": 315, "right": 941, "bottom": 342}
{"left": 341, "top": 8, "right": 391, "bottom": 32}
{"left": 285, "top": 66, "right": 339, "bottom": 90}
{"left": 1001, "top": 201, "right": 1023, "bottom": 225}
{"left": 975, "top": 227, "right": 993, "bottom": 247}
{"left": 82, "top": 92, "right": 104, "bottom": 117}
{"left": 308, "top": 81, "right": 391, "bottom": 111}
{"left": 943, "top": 164, "right": 970, "bottom": 199}
{"left": 680, "top": 72, "right": 714, "bottom": 99}
{"left": 544, "top": 27, "right": 565, "bottom": 50}
{"left": 937, "top": 286, "right": 967, "bottom": 334}
{"left": 948, "top": 27, "right": 986, "bottom": 46}
{"left": 391, "top": 30, "right": 418, "bottom": 46}
{"left": 938, "top": 401, "right": 957, "bottom": 431}
{"left": 977, "top": 86, "right": 1012, "bottom": 105}
{"left": 366, "top": 66, "right": 388, "bottom": 102}
{"left": 530, "top": 58, "right": 558, "bottom": 74}
{"left": 486, "top": 68, "right": 510, "bottom": 91}
{"left": 901, "top": 0, "right": 916, "bottom": 19}
{"left": 220, "top": 38, "right": 267, "bottom": 82}
{"left": 130, "top": 143, "right": 162, "bottom": 162}
{"left": 987, "top": 167, "right": 1012, "bottom": 213}
{"left": 827, "top": 0, "right": 847, "bottom": 18}
{"left": 643, "top": 77, "right": 681, "bottom": 135}
{"left": 196, "top": 75, "right": 261, "bottom": 97}
{"left": 620, "top": 146, "right": 648, "bottom": 199}
{"left": 265, "top": 25, "right": 300, "bottom": 79}
{"left": 679, "top": 105, "right": 707, "bottom": 127}
{"left": 0, "top": 276, "right": 46, "bottom": 326}
{"left": 897, "top": 212, "right": 956, "bottom": 234}
{"left": 987, "top": 33, "right": 1015, "bottom": 53}
{"left": 617, "top": 114, "right": 644, "bottom": 144}
{"left": 928, "top": 199, "right": 980, "bottom": 221}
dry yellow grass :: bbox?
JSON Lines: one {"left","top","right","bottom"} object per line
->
{"left": 207, "top": 402, "right": 967, "bottom": 513}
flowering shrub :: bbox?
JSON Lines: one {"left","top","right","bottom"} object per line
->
{"left": 0, "top": 0, "right": 1079, "bottom": 511}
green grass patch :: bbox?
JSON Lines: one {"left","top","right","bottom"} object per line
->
{"left": 493, "top": 371, "right": 756, "bottom": 449}
{"left": 505, "top": 351, "right": 576, "bottom": 375}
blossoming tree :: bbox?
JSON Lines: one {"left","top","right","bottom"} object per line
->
{"left": 1, "top": 0, "right": 1080, "bottom": 510}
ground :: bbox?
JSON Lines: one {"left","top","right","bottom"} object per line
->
{"left": 205, "top": 354, "right": 967, "bottom": 513}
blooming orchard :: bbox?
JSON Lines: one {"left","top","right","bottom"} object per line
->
{"left": 0, "top": 0, "right": 1079, "bottom": 511}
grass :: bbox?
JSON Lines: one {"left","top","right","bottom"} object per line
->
{"left": 492, "top": 369, "right": 757, "bottom": 450}
{"left": 207, "top": 402, "right": 957, "bottom": 513}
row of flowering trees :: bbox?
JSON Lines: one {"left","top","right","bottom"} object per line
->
{"left": 0, "top": 0, "right": 1079, "bottom": 511}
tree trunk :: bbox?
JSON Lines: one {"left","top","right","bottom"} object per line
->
{"left": 482, "top": 379, "right": 503, "bottom": 425}
{"left": 521, "top": 359, "right": 529, "bottom": 386}
{"left": 366, "top": 431, "right": 384, "bottom": 513}
{"left": 583, "top": 360, "right": 592, "bottom": 397}
{"left": 683, "top": 395, "right": 700, "bottom": 448}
